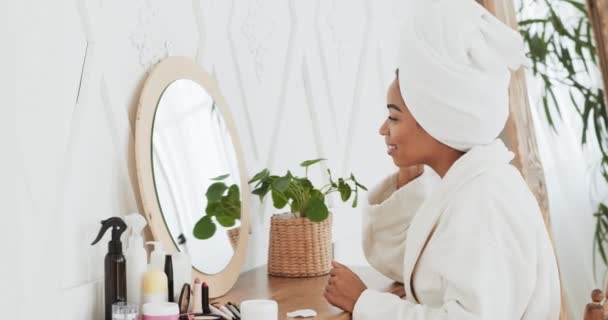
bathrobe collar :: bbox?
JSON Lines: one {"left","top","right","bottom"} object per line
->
{"left": 401, "top": 139, "right": 514, "bottom": 303}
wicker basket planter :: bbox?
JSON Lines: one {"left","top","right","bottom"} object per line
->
{"left": 267, "top": 212, "right": 333, "bottom": 277}
{"left": 227, "top": 228, "right": 240, "bottom": 250}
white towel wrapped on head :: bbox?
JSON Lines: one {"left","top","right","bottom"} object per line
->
{"left": 397, "top": 0, "right": 529, "bottom": 151}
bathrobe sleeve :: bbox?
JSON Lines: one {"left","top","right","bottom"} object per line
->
{"left": 354, "top": 174, "right": 544, "bottom": 320}
{"left": 362, "top": 169, "right": 438, "bottom": 283}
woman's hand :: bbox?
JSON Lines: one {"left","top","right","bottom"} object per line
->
{"left": 324, "top": 261, "right": 368, "bottom": 313}
{"left": 390, "top": 284, "right": 406, "bottom": 298}
{"left": 397, "top": 164, "right": 424, "bottom": 188}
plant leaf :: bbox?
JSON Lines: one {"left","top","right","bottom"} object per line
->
{"left": 216, "top": 215, "right": 236, "bottom": 228}
{"left": 193, "top": 215, "right": 216, "bottom": 240}
{"left": 597, "top": 216, "right": 608, "bottom": 265}
{"left": 272, "top": 175, "right": 291, "bottom": 193}
{"left": 569, "top": 90, "right": 581, "bottom": 116}
{"left": 271, "top": 190, "right": 288, "bottom": 209}
{"left": 311, "top": 189, "right": 325, "bottom": 201}
{"left": 339, "top": 183, "right": 352, "bottom": 202}
{"left": 227, "top": 184, "right": 240, "bottom": 201}
{"left": 206, "top": 201, "right": 220, "bottom": 215}
{"left": 300, "top": 158, "right": 326, "bottom": 167}
{"left": 233, "top": 202, "right": 242, "bottom": 219}
{"left": 290, "top": 198, "right": 302, "bottom": 213}
{"left": 248, "top": 169, "right": 269, "bottom": 184}
{"left": 226, "top": 185, "right": 241, "bottom": 219}
{"left": 355, "top": 182, "right": 368, "bottom": 191}
{"left": 546, "top": 85, "right": 562, "bottom": 119}
{"left": 206, "top": 182, "right": 227, "bottom": 203}
{"left": 518, "top": 18, "right": 549, "bottom": 26}
{"left": 327, "top": 169, "right": 335, "bottom": 184}
{"left": 350, "top": 173, "right": 368, "bottom": 191}
{"left": 582, "top": 95, "right": 592, "bottom": 144}
{"left": 563, "top": 0, "right": 587, "bottom": 14}
{"left": 542, "top": 92, "right": 555, "bottom": 129}
{"left": 305, "top": 197, "right": 329, "bottom": 222}
{"left": 297, "top": 178, "right": 314, "bottom": 191}
{"left": 252, "top": 182, "right": 270, "bottom": 202}
{"left": 594, "top": 105, "right": 608, "bottom": 157}
{"left": 529, "top": 33, "right": 549, "bottom": 63}
{"left": 211, "top": 174, "right": 230, "bottom": 181}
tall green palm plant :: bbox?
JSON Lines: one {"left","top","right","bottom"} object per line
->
{"left": 517, "top": 0, "right": 608, "bottom": 269}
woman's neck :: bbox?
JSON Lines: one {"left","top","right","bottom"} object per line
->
{"left": 427, "top": 147, "right": 465, "bottom": 178}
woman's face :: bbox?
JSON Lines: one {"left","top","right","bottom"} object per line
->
{"left": 379, "top": 76, "right": 433, "bottom": 167}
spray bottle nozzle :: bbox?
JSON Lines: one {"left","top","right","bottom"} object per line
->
{"left": 91, "top": 217, "right": 127, "bottom": 254}
{"left": 124, "top": 213, "right": 147, "bottom": 250}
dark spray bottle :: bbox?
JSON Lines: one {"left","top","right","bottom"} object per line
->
{"left": 91, "top": 217, "right": 128, "bottom": 320}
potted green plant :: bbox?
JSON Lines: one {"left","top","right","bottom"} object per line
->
{"left": 249, "top": 158, "right": 366, "bottom": 277}
{"left": 192, "top": 174, "right": 242, "bottom": 249}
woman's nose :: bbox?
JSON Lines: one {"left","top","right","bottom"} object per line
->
{"left": 379, "top": 120, "right": 388, "bottom": 136}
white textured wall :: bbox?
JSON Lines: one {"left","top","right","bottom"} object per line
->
{"left": 3, "top": 0, "right": 407, "bottom": 318}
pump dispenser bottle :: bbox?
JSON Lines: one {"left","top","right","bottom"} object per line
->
{"left": 91, "top": 217, "right": 128, "bottom": 320}
{"left": 143, "top": 241, "right": 168, "bottom": 304}
{"left": 146, "top": 241, "right": 165, "bottom": 270}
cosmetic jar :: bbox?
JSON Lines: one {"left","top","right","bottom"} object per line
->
{"left": 112, "top": 302, "right": 138, "bottom": 320}
{"left": 240, "top": 300, "right": 278, "bottom": 320}
{"left": 142, "top": 302, "right": 179, "bottom": 320}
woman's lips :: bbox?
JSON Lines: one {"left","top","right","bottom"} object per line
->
{"left": 387, "top": 144, "right": 397, "bottom": 155}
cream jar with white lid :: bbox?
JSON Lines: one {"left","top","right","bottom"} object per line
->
{"left": 142, "top": 302, "right": 179, "bottom": 320}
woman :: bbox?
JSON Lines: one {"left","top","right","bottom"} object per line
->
{"left": 323, "top": 1, "right": 561, "bottom": 319}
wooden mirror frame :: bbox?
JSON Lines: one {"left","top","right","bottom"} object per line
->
{"left": 134, "top": 56, "right": 250, "bottom": 298}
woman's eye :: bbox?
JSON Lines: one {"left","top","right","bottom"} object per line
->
{"left": 388, "top": 116, "right": 398, "bottom": 122}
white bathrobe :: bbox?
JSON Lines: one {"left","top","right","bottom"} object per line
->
{"left": 354, "top": 140, "right": 561, "bottom": 319}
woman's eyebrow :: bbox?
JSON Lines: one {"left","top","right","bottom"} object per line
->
{"left": 387, "top": 104, "right": 402, "bottom": 112}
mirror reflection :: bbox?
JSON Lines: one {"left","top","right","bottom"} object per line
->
{"left": 152, "top": 79, "right": 241, "bottom": 275}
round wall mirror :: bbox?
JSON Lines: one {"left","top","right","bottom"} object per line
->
{"left": 135, "top": 57, "right": 249, "bottom": 297}
{"left": 152, "top": 78, "right": 241, "bottom": 274}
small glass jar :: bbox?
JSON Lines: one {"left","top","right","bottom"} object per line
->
{"left": 112, "top": 302, "right": 138, "bottom": 320}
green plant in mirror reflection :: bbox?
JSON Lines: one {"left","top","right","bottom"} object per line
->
{"left": 193, "top": 174, "right": 241, "bottom": 240}
{"left": 249, "top": 158, "right": 367, "bottom": 222}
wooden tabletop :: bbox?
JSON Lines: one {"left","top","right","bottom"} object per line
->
{"left": 211, "top": 265, "right": 403, "bottom": 319}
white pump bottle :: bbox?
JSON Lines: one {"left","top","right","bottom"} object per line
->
{"left": 142, "top": 241, "right": 168, "bottom": 304}
{"left": 124, "top": 213, "right": 148, "bottom": 308}
{"left": 146, "top": 241, "right": 165, "bottom": 271}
